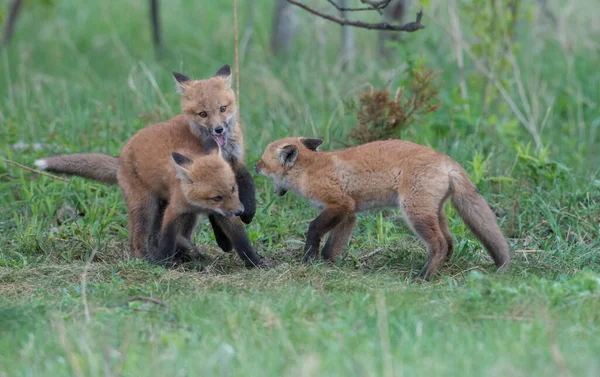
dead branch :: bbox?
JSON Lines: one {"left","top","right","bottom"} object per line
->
{"left": 149, "top": 0, "right": 162, "bottom": 55}
{"left": 1, "top": 0, "right": 22, "bottom": 47}
{"left": 2, "top": 158, "right": 99, "bottom": 191}
{"left": 81, "top": 248, "right": 99, "bottom": 323}
{"left": 475, "top": 314, "right": 532, "bottom": 322}
{"left": 327, "top": 0, "right": 392, "bottom": 13}
{"left": 287, "top": 0, "right": 425, "bottom": 32}
{"left": 359, "top": 247, "right": 383, "bottom": 261}
{"left": 125, "top": 295, "right": 169, "bottom": 311}
{"left": 344, "top": 247, "right": 383, "bottom": 262}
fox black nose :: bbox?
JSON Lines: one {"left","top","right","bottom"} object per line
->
{"left": 215, "top": 126, "right": 224, "bottom": 134}
{"left": 254, "top": 164, "right": 260, "bottom": 174}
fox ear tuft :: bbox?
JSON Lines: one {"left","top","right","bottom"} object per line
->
{"left": 300, "top": 138, "right": 323, "bottom": 151}
{"left": 172, "top": 71, "right": 190, "bottom": 94}
{"left": 172, "top": 152, "right": 193, "bottom": 183}
{"left": 277, "top": 145, "right": 299, "bottom": 167}
{"left": 214, "top": 64, "right": 232, "bottom": 88}
{"left": 203, "top": 137, "right": 221, "bottom": 156}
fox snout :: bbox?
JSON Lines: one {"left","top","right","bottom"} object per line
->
{"left": 232, "top": 204, "right": 244, "bottom": 217}
{"left": 255, "top": 161, "right": 263, "bottom": 174}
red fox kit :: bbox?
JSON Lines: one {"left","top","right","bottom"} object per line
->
{"left": 37, "top": 125, "right": 263, "bottom": 266}
{"left": 255, "top": 137, "right": 510, "bottom": 279}
{"left": 34, "top": 66, "right": 263, "bottom": 266}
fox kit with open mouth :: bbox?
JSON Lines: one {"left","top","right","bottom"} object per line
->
{"left": 256, "top": 137, "right": 510, "bottom": 280}
{"left": 35, "top": 66, "right": 263, "bottom": 267}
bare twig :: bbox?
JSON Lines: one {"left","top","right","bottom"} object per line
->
{"left": 287, "top": 0, "right": 425, "bottom": 32}
{"left": 149, "top": 0, "right": 162, "bottom": 56}
{"left": 234, "top": 0, "right": 241, "bottom": 133}
{"left": 344, "top": 247, "right": 383, "bottom": 262}
{"left": 427, "top": 14, "right": 543, "bottom": 149}
{"left": 56, "top": 321, "right": 85, "bottom": 377}
{"left": 447, "top": 0, "right": 468, "bottom": 104}
{"left": 81, "top": 248, "right": 99, "bottom": 323}
{"left": 125, "top": 295, "right": 169, "bottom": 311}
{"left": 475, "top": 314, "right": 532, "bottom": 322}
{"left": 359, "top": 247, "right": 383, "bottom": 261}
{"left": 376, "top": 292, "right": 394, "bottom": 377}
{"left": 3, "top": 158, "right": 69, "bottom": 183}
{"left": 327, "top": 0, "right": 391, "bottom": 13}
{"left": 543, "top": 309, "right": 573, "bottom": 377}
{"left": 2, "top": 158, "right": 100, "bottom": 190}
{"left": 1, "top": 0, "right": 23, "bottom": 47}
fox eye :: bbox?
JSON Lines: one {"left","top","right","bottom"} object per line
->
{"left": 211, "top": 196, "right": 223, "bottom": 202}
{"left": 220, "top": 106, "right": 227, "bottom": 113}
{"left": 199, "top": 111, "right": 208, "bottom": 118}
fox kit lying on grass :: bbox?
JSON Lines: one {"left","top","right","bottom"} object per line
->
{"left": 35, "top": 66, "right": 263, "bottom": 266}
{"left": 255, "top": 137, "right": 510, "bottom": 279}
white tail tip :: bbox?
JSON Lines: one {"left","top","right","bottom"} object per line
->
{"left": 34, "top": 159, "right": 48, "bottom": 170}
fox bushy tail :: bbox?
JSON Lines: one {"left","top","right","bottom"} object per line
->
{"left": 35, "top": 154, "right": 119, "bottom": 185}
{"left": 449, "top": 167, "right": 510, "bottom": 270}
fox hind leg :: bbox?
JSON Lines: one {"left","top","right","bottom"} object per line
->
{"left": 401, "top": 201, "right": 449, "bottom": 280}
{"left": 438, "top": 207, "right": 454, "bottom": 262}
{"left": 122, "top": 187, "right": 160, "bottom": 259}
{"left": 321, "top": 214, "right": 357, "bottom": 262}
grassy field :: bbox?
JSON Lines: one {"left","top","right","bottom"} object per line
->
{"left": 1, "top": 0, "right": 599, "bottom": 375}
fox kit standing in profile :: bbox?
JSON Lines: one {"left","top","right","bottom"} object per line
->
{"left": 256, "top": 137, "right": 510, "bottom": 279}
{"left": 35, "top": 66, "right": 263, "bottom": 266}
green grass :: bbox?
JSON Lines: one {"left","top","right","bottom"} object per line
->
{"left": 1, "top": 0, "right": 599, "bottom": 375}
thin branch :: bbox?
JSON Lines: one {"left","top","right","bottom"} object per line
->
{"left": 359, "top": 247, "right": 383, "bottom": 261}
{"left": 475, "top": 314, "right": 532, "bottom": 322}
{"left": 2, "top": 158, "right": 99, "bottom": 190}
{"left": 287, "top": 0, "right": 425, "bottom": 32}
{"left": 427, "top": 14, "right": 542, "bottom": 149}
{"left": 3, "top": 158, "right": 68, "bottom": 183}
{"left": 149, "top": 0, "right": 162, "bottom": 57}
{"left": 234, "top": 0, "right": 242, "bottom": 133}
{"left": 125, "top": 295, "right": 169, "bottom": 310}
{"left": 327, "top": 0, "right": 391, "bottom": 13}
{"left": 1, "top": 0, "right": 23, "bottom": 47}
{"left": 344, "top": 247, "right": 383, "bottom": 262}
{"left": 81, "top": 248, "right": 98, "bottom": 323}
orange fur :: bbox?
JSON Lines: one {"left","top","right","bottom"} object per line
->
{"left": 36, "top": 66, "right": 262, "bottom": 266}
{"left": 174, "top": 65, "right": 244, "bottom": 162}
{"left": 256, "top": 137, "right": 510, "bottom": 279}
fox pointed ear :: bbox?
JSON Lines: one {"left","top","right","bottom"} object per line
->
{"left": 171, "top": 152, "right": 193, "bottom": 183}
{"left": 277, "top": 145, "right": 299, "bottom": 167}
{"left": 214, "top": 64, "right": 232, "bottom": 88}
{"left": 172, "top": 72, "right": 190, "bottom": 95}
{"left": 300, "top": 138, "right": 323, "bottom": 151}
{"left": 203, "top": 136, "right": 221, "bottom": 156}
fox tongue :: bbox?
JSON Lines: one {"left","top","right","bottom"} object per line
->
{"left": 215, "top": 135, "right": 225, "bottom": 146}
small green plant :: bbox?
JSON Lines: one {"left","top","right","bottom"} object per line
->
{"left": 514, "top": 142, "right": 570, "bottom": 186}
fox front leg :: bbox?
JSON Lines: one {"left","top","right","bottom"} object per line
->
{"left": 234, "top": 163, "right": 256, "bottom": 224}
{"left": 209, "top": 214, "right": 233, "bottom": 252}
{"left": 303, "top": 208, "right": 349, "bottom": 262}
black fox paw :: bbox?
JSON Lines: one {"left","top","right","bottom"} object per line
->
{"left": 240, "top": 210, "right": 255, "bottom": 225}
